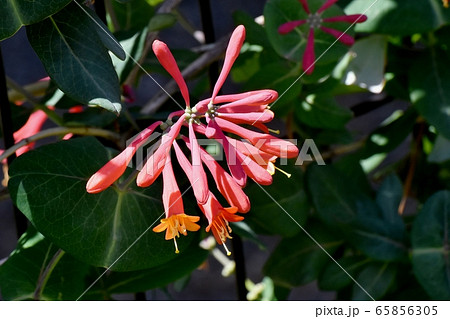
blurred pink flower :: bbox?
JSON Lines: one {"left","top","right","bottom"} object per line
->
{"left": 278, "top": 0, "right": 367, "bottom": 74}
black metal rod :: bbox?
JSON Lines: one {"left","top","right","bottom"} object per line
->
{"left": 198, "top": 0, "right": 219, "bottom": 92}
{"left": 0, "top": 46, "right": 28, "bottom": 237}
{"left": 197, "top": 0, "right": 248, "bottom": 300}
{"left": 231, "top": 234, "right": 248, "bottom": 300}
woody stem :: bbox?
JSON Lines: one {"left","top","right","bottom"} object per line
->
{"left": 0, "top": 127, "right": 121, "bottom": 163}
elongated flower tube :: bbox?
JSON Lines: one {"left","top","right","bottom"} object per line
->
{"left": 152, "top": 40, "right": 190, "bottom": 107}
{"left": 213, "top": 117, "right": 299, "bottom": 159}
{"left": 210, "top": 25, "right": 246, "bottom": 103}
{"left": 153, "top": 155, "right": 200, "bottom": 253}
{"left": 13, "top": 110, "right": 48, "bottom": 156}
{"left": 181, "top": 137, "right": 250, "bottom": 213}
{"left": 136, "top": 116, "right": 184, "bottom": 187}
{"left": 233, "top": 140, "right": 278, "bottom": 175}
{"left": 86, "top": 121, "right": 162, "bottom": 193}
{"left": 188, "top": 122, "right": 209, "bottom": 204}
{"left": 196, "top": 89, "right": 277, "bottom": 113}
{"left": 205, "top": 118, "right": 247, "bottom": 187}
{"left": 278, "top": 0, "right": 367, "bottom": 74}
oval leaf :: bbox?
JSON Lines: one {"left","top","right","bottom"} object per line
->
{"left": 412, "top": 190, "right": 450, "bottom": 300}
{"left": 264, "top": 221, "right": 342, "bottom": 288}
{"left": 26, "top": 2, "right": 122, "bottom": 114}
{"left": 8, "top": 137, "right": 200, "bottom": 271}
{"left": 0, "top": 0, "right": 71, "bottom": 40}
{"left": 410, "top": 48, "right": 450, "bottom": 140}
{"left": 351, "top": 262, "right": 396, "bottom": 301}
{"left": 244, "top": 165, "right": 310, "bottom": 237}
{"left": 0, "top": 227, "right": 89, "bottom": 300}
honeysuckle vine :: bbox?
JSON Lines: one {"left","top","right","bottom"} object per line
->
{"left": 278, "top": 0, "right": 367, "bottom": 74}
{"left": 86, "top": 25, "right": 299, "bottom": 255}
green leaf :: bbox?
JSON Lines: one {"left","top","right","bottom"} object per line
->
{"left": 148, "top": 13, "right": 177, "bottom": 32}
{"left": 412, "top": 190, "right": 450, "bottom": 300}
{"left": 319, "top": 256, "right": 369, "bottom": 291}
{"left": 265, "top": 0, "right": 351, "bottom": 66}
{"left": 375, "top": 175, "right": 404, "bottom": 227}
{"left": 350, "top": 176, "right": 407, "bottom": 261}
{"left": 307, "top": 164, "right": 359, "bottom": 226}
{"left": 113, "top": 29, "right": 148, "bottom": 83}
{"left": 341, "top": 35, "right": 387, "bottom": 94}
{"left": 410, "top": 48, "right": 450, "bottom": 140}
{"left": 27, "top": 2, "right": 123, "bottom": 114}
{"left": 346, "top": 0, "right": 450, "bottom": 36}
{"left": 112, "top": 0, "right": 154, "bottom": 32}
{"left": 83, "top": 246, "right": 209, "bottom": 296}
{"left": 8, "top": 137, "right": 200, "bottom": 271}
{"left": 351, "top": 201, "right": 407, "bottom": 262}
{"left": 244, "top": 165, "right": 310, "bottom": 237}
{"left": 0, "top": 227, "right": 89, "bottom": 300}
{"left": 0, "top": 0, "right": 71, "bottom": 40}
{"left": 360, "top": 109, "right": 418, "bottom": 159}
{"left": 244, "top": 62, "right": 303, "bottom": 114}
{"left": 233, "top": 10, "right": 273, "bottom": 49}
{"left": 307, "top": 165, "right": 407, "bottom": 261}
{"left": 351, "top": 262, "right": 396, "bottom": 300}
{"left": 264, "top": 221, "right": 342, "bottom": 288}
{"left": 429, "top": 135, "right": 450, "bottom": 163}
{"left": 295, "top": 94, "right": 353, "bottom": 130}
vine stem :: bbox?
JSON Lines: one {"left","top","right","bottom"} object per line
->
{"left": 33, "top": 249, "right": 65, "bottom": 300}
{"left": 5, "top": 76, "right": 64, "bottom": 126}
{"left": 0, "top": 126, "right": 121, "bottom": 163}
{"left": 398, "top": 121, "right": 425, "bottom": 215}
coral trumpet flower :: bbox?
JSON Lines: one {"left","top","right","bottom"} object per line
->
{"left": 153, "top": 156, "right": 200, "bottom": 253}
{"left": 86, "top": 121, "right": 162, "bottom": 193}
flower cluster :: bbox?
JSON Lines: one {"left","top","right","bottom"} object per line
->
{"left": 86, "top": 25, "right": 299, "bottom": 255}
{"left": 278, "top": 0, "right": 367, "bottom": 74}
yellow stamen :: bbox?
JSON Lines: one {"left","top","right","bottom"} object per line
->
{"left": 223, "top": 243, "right": 232, "bottom": 256}
{"left": 275, "top": 165, "right": 292, "bottom": 178}
{"left": 174, "top": 238, "right": 180, "bottom": 254}
{"left": 268, "top": 128, "right": 280, "bottom": 134}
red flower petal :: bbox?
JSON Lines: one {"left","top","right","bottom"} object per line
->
{"left": 299, "top": 0, "right": 311, "bottom": 14}
{"left": 323, "top": 14, "right": 368, "bottom": 24}
{"left": 303, "top": 28, "right": 316, "bottom": 74}
{"left": 278, "top": 20, "right": 307, "bottom": 34}
{"left": 317, "top": 0, "right": 339, "bottom": 14}
{"left": 320, "top": 26, "right": 355, "bottom": 45}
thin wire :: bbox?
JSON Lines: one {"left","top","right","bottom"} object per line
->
{"left": 73, "top": 0, "right": 185, "bottom": 111}
{"left": 76, "top": 179, "right": 199, "bottom": 301}
{"left": 256, "top": 183, "right": 376, "bottom": 301}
